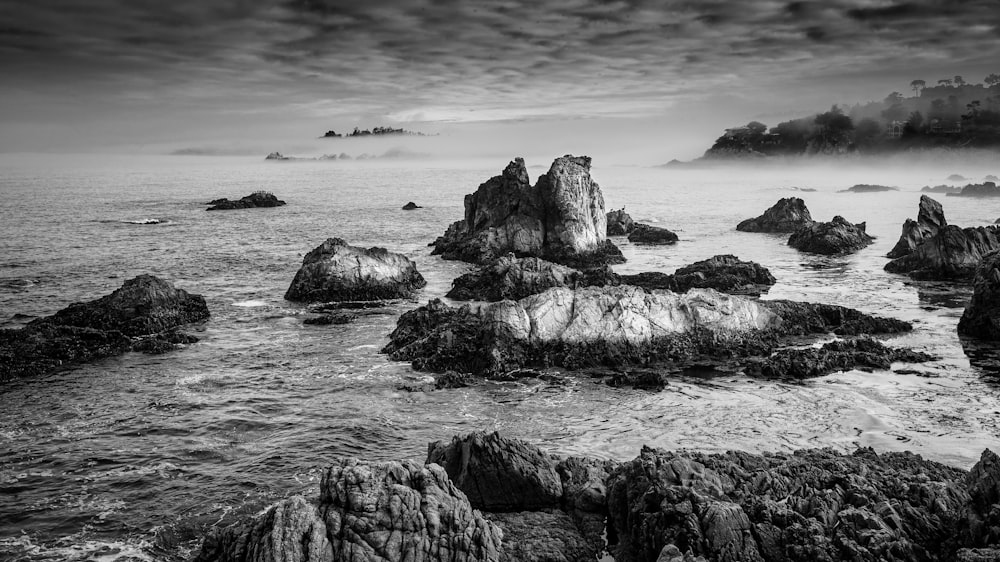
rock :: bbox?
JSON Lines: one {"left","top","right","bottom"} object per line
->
{"left": 628, "top": 223, "right": 679, "bottom": 245}
{"left": 787, "top": 215, "right": 874, "bottom": 255}
{"left": 887, "top": 195, "right": 948, "bottom": 259}
{"left": 759, "top": 299, "right": 912, "bottom": 336}
{"left": 0, "top": 275, "right": 209, "bottom": 381}
{"left": 885, "top": 225, "right": 1000, "bottom": 280}
{"left": 742, "top": 338, "right": 936, "bottom": 379}
{"left": 736, "top": 197, "right": 813, "bottom": 233}
{"left": 426, "top": 431, "right": 563, "bottom": 512}
{"left": 264, "top": 151, "right": 289, "bottom": 160}
{"left": 667, "top": 255, "right": 775, "bottom": 296}
{"left": 956, "top": 548, "right": 1000, "bottom": 561}
{"left": 966, "top": 449, "right": 1000, "bottom": 543}
{"left": 606, "top": 445, "right": 970, "bottom": 562}
{"left": 949, "top": 182, "right": 1000, "bottom": 198}
{"left": 196, "top": 458, "right": 503, "bottom": 562}
{"left": 607, "top": 208, "right": 636, "bottom": 235}
{"left": 485, "top": 510, "right": 598, "bottom": 562}
{"left": 959, "top": 251, "right": 1000, "bottom": 339}
{"left": 206, "top": 191, "right": 286, "bottom": 210}
{"left": 840, "top": 184, "right": 897, "bottom": 192}
{"left": 303, "top": 312, "right": 357, "bottom": 325}
{"left": 446, "top": 255, "right": 584, "bottom": 302}
{"left": 430, "top": 156, "right": 624, "bottom": 267}
{"left": 284, "top": 238, "right": 426, "bottom": 302}
{"left": 402, "top": 201, "right": 422, "bottom": 210}
{"left": 923, "top": 184, "right": 962, "bottom": 194}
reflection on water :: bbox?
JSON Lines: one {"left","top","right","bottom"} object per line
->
{"left": 960, "top": 336, "right": 1000, "bottom": 378}
{"left": 914, "top": 281, "right": 973, "bottom": 310}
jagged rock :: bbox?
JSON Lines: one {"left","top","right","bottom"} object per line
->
{"left": 949, "top": 182, "right": 1000, "bottom": 197}
{"left": 426, "top": 431, "right": 563, "bottom": 512}
{"left": 485, "top": 510, "right": 598, "bottom": 562}
{"left": 285, "top": 238, "right": 426, "bottom": 302}
{"left": 966, "top": 449, "right": 1000, "bottom": 548}
{"left": 840, "top": 184, "right": 897, "bottom": 192}
{"left": 888, "top": 195, "right": 948, "bottom": 259}
{"left": 788, "top": 215, "right": 874, "bottom": 255}
{"left": 759, "top": 299, "right": 911, "bottom": 336}
{"left": 960, "top": 251, "right": 1000, "bottom": 340}
{"left": 736, "top": 198, "right": 813, "bottom": 233}
{"left": 446, "top": 255, "right": 584, "bottom": 302}
{"left": 742, "top": 338, "right": 935, "bottom": 379}
{"left": 0, "top": 275, "right": 209, "bottom": 381}
{"left": 402, "top": 201, "right": 422, "bottom": 210}
{"left": 668, "top": 255, "right": 775, "bottom": 296}
{"left": 956, "top": 548, "right": 1000, "bottom": 561}
{"left": 628, "top": 223, "right": 679, "bottom": 245}
{"left": 264, "top": 152, "right": 289, "bottom": 160}
{"left": 206, "top": 191, "right": 286, "bottom": 210}
{"left": 885, "top": 225, "right": 1000, "bottom": 280}
{"left": 430, "top": 156, "right": 624, "bottom": 267}
{"left": 606, "top": 445, "right": 970, "bottom": 562}
{"left": 607, "top": 208, "right": 636, "bottom": 235}
{"left": 196, "top": 458, "right": 503, "bottom": 562}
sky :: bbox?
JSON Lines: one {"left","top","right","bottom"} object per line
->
{"left": 1, "top": 0, "right": 999, "bottom": 162}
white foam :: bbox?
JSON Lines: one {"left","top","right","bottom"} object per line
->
{"left": 231, "top": 300, "right": 270, "bottom": 308}
{"left": 122, "top": 218, "right": 164, "bottom": 224}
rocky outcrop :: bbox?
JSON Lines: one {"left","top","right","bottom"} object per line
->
{"left": 206, "top": 191, "right": 286, "bottom": 210}
{"left": 383, "top": 286, "right": 912, "bottom": 378}
{"left": 607, "top": 208, "right": 636, "bottom": 235}
{"left": 787, "top": 215, "right": 874, "bottom": 255}
{"left": 402, "top": 201, "right": 422, "bottom": 210}
{"left": 736, "top": 198, "right": 813, "bottom": 233}
{"left": 430, "top": 156, "right": 624, "bottom": 267}
{"left": 0, "top": 275, "right": 209, "bottom": 381}
{"left": 196, "top": 458, "right": 503, "bottom": 562}
{"left": 840, "top": 184, "right": 897, "bottom": 192}
{"left": 446, "top": 255, "right": 583, "bottom": 302}
{"left": 743, "top": 338, "right": 935, "bottom": 379}
{"left": 628, "top": 223, "right": 679, "bottom": 245}
{"left": 959, "top": 251, "right": 1000, "bottom": 339}
{"left": 284, "top": 238, "right": 426, "bottom": 302}
{"left": 888, "top": 195, "right": 948, "bottom": 259}
{"left": 606, "top": 446, "right": 972, "bottom": 562}
{"left": 949, "top": 182, "right": 1000, "bottom": 197}
{"left": 667, "top": 255, "right": 775, "bottom": 296}
{"left": 885, "top": 225, "right": 1000, "bottom": 280}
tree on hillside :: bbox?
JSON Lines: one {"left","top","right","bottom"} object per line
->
{"left": 884, "top": 92, "right": 904, "bottom": 105}
{"left": 905, "top": 111, "right": 924, "bottom": 134}
{"left": 938, "top": 78, "right": 953, "bottom": 87}
{"left": 854, "top": 118, "right": 883, "bottom": 147}
{"left": 910, "top": 79, "right": 926, "bottom": 96}
{"left": 986, "top": 73, "right": 1000, "bottom": 87}
{"left": 809, "top": 105, "right": 855, "bottom": 152}
{"left": 881, "top": 102, "right": 908, "bottom": 122}
{"left": 954, "top": 76, "right": 966, "bottom": 87}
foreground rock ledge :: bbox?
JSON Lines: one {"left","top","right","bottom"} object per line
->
{"left": 285, "top": 238, "right": 426, "bottom": 302}
{"left": 0, "top": 274, "right": 209, "bottom": 381}
{"left": 196, "top": 431, "right": 1000, "bottom": 562}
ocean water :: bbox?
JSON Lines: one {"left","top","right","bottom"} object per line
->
{"left": 1, "top": 153, "right": 999, "bottom": 560}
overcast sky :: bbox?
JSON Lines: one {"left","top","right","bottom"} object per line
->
{"left": 2, "top": 0, "right": 999, "bottom": 161}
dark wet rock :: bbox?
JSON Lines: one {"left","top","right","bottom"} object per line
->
{"left": 446, "top": 255, "right": 584, "bottom": 302}
{"left": 743, "top": 338, "right": 936, "bottom": 379}
{"left": 402, "top": 201, "right": 422, "bottom": 210}
{"left": 957, "top": 548, "right": 1000, "bottom": 561}
{"left": 949, "top": 182, "right": 1000, "bottom": 198}
{"left": 959, "top": 251, "right": 1000, "bottom": 340}
{"left": 0, "top": 275, "right": 208, "bottom": 381}
{"left": 885, "top": 225, "right": 1000, "bottom": 280}
{"left": 788, "top": 215, "right": 874, "bottom": 255}
{"left": 206, "top": 191, "right": 286, "bottom": 210}
{"left": 426, "top": 431, "right": 563, "bottom": 512}
{"left": 430, "top": 155, "right": 624, "bottom": 267}
{"left": 607, "top": 207, "right": 636, "bottom": 235}
{"left": 303, "top": 312, "right": 357, "bottom": 325}
{"left": 923, "top": 184, "right": 962, "bottom": 194}
{"left": 196, "top": 458, "right": 503, "bottom": 562}
{"left": 606, "top": 445, "right": 970, "bottom": 562}
{"left": 737, "top": 197, "right": 814, "bottom": 233}
{"left": 888, "top": 195, "right": 948, "bottom": 259}
{"left": 966, "top": 449, "right": 1000, "bottom": 549}
{"left": 840, "top": 184, "right": 897, "bottom": 192}
{"left": 668, "top": 255, "right": 775, "bottom": 296}
{"left": 628, "top": 223, "right": 679, "bottom": 245}
{"left": 485, "top": 510, "right": 598, "bottom": 562}
{"left": 384, "top": 286, "right": 911, "bottom": 378}
{"left": 285, "top": 238, "right": 426, "bottom": 302}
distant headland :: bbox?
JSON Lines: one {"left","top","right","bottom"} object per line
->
{"left": 321, "top": 126, "right": 428, "bottom": 138}
{"left": 701, "top": 74, "right": 1000, "bottom": 160}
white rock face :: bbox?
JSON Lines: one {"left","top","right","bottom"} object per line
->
{"left": 284, "top": 238, "right": 426, "bottom": 302}
{"left": 539, "top": 155, "right": 607, "bottom": 254}
{"left": 484, "top": 285, "right": 779, "bottom": 346}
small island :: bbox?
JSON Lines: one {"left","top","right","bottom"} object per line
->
{"left": 321, "top": 126, "right": 427, "bottom": 138}
{"left": 206, "top": 191, "right": 286, "bottom": 210}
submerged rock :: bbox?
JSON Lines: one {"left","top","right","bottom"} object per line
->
{"left": 885, "top": 225, "right": 1000, "bottom": 280}
{"left": 736, "top": 198, "right": 813, "bottom": 233}
{"left": 196, "top": 458, "right": 504, "bottom": 562}
{"left": 206, "top": 191, "right": 286, "bottom": 210}
{"left": 0, "top": 275, "right": 209, "bottom": 381}
{"left": 628, "top": 223, "right": 679, "bottom": 245}
{"left": 888, "top": 195, "right": 948, "bottom": 259}
{"left": 284, "top": 238, "right": 426, "bottom": 302}
{"left": 787, "top": 215, "right": 874, "bottom": 255}
{"left": 959, "top": 251, "right": 1000, "bottom": 340}
{"left": 607, "top": 208, "right": 636, "bottom": 235}
{"left": 431, "top": 156, "right": 624, "bottom": 267}
{"left": 446, "top": 255, "right": 583, "bottom": 302}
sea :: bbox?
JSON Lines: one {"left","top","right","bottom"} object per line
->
{"left": 1, "top": 152, "right": 999, "bottom": 561}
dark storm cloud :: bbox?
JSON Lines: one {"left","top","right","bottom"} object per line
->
{"left": 1, "top": 0, "right": 999, "bottom": 123}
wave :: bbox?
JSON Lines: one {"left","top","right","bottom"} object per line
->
{"left": 97, "top": 218, "right": 169, "bottom": 225}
